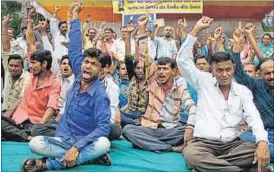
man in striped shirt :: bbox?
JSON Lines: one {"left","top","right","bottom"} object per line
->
{"left": 123, "top": 48, "right": 196, "bottom": 152}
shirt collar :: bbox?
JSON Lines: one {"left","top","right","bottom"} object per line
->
{"left": 32, "top": 71, "right": 55, "bottom": 90}
{"left": 86, "top": 79, "right": 101, "bottom": 96}
{"left": 62, "top": 74, "right": 75, "bottom": 83}
{"left": 213, "top": 77, "right": 240, "bottom": 96}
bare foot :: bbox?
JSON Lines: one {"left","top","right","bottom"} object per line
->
{"left": 171, "top": 145, "right": 185, "bottom": 152}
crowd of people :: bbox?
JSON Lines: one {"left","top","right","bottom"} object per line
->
{"left": 1, "top": 1, "right": 273, "bottom": 172}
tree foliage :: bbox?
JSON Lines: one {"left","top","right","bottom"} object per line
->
{"left": 1, "top": 1, "right": 22, "bottom": 36}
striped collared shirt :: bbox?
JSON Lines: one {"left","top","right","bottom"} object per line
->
{"left": 141, "top": 63, "right": 196, "bottom": 129}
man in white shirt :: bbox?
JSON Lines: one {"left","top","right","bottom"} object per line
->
{"left": 151, "top": 25, "right": 178, "bottom": 60}
{"left": 16, "top": 27, "right": 28, "bottom": 57}
{"left": 98, "top": 53, "right": 121, "bottom": 140}
{"left": 177, "top": 17, "right": 270, "bottom": 172}
{"left": 50, "top": 6, "right": 68, "bottom": 61}
{"left": 111, "top": 26, "right": 135, "bottom": 62}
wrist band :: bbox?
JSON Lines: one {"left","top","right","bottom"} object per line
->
{"left": 186, "top": 126, "right": 194, "bottom": 130}
{"left": 186, "top": 123, "right": 195, "bottom": 127}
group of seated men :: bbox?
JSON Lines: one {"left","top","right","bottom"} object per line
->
{"left": 1, "top": 1, "right": 273, "bottom": 172}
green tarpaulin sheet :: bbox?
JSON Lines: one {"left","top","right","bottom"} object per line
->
{"left": 1, "top": 140, "right": 190, "bottom": 172}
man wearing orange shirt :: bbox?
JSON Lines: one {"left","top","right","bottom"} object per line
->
{"left": 1, "top": 50, "right": 61, "bottom": 142}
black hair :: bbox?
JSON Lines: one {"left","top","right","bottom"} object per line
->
{"left": 243, "top": 62, "right": 257, "bottom": 71}
{"left": 98, "top": 53, "right": 112, "bottom": 68}
{"left": 157, "top": 57, "right": 177, "bottom": 69}
{"left": 209, "top": 52, "right": 233, "bottom": 65}
{"left": 58, "top": 20, "right": 67, "bottom": 29}
{"left": 116, "top": 61, "right": 126, "bottom": 70}
{"left": 39, "top": 16, "right": 46, "bottom": 22}
{"left": 21, "top": 26, "right": 27, "bottom": 32}
{"left": 258, "top": 58, "right": 273, "bottom": 70}
{"left": 262, "top": 33, "right": 272, "bottom": 40}
{"left": 104, "top": 28, "right": 114, "bottom": 33}
{"left": 84, "top": 48, "right": 113, "bottom": 68}
{"left": 194, "top": 54, "right": 208, "bottom": 64}
{"left": 8, "top": 28, "right": 16, "bottom": 39}
{"left": 83, "top": 48, "right": 102, "bottom": 60}
{"left": 88, "top": 28, "right": 97, "bottom": 33}
{"left": 8, "top": 54, "right": 24, "bottom": 67}
{"left": 60, "top": 55, "right": 71, "bottom": 67}
{"left": 30, "top": 50, "right": 52, "bottom": 70}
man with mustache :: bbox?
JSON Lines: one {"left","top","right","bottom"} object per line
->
{"left": 232, "top": 23, "right": 274, "bottom": 160}
{"left": 178, "top": 16, "right": 270, "bottom": 172}
{"left": 1, "top": 50, "right": 61, "bottom": 142}
{"left": 115, "top": 18, "right": 150, "bottom": 127}
{"left": 2, "top": 55, "right": 30, "bottom": 114}
{"left": 123, "top": 40, "right": 196, "bottom": 152}
{"left": 21, "top": 2, "right": 111, "bottom": 171}
{"left": 151, "top": 24, "right": 178, "bottom": 60}
{"left": 50, "top": 5, "right": 68, "bottom": 61}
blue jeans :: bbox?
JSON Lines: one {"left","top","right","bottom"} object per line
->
{"left": 29, "top": 136, "right": 110, "bottom": 170}
{"left": 121, "top": 110, "right": 142, "bottom": 126}
{"left": 240, "top": 130, "right": 274, "bottom": 158}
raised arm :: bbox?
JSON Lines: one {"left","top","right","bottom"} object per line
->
{"left": 232, "top": 23, "right": 257, "bottom": 91}
{"left": 244, "top": 23, "right": 265, "bottom": 60}
{"left": 82, "top": 14, "right": 92, "bottom": 49}
{"left": 151, "top": 24, "right": 159, "bottom": 40}
{"left": 214, "top": 27, "right": 225, "bottom": 52}
{"left": 98, "top": 21, "right": 106, "bottom": 35}
{"left": 68, "top": 1, "right": 84, "bottom": 77}
{"left": 124, "top": 25, "right": 135, "bottom": 81}
{"left": 176, "top": 17, "right": 213, "bottom": 89}
{"left": 50, "top": 6, "right": 61, "bottom": 38}
{"left": 177, "top": 18, "right": 188, "bottom": 40}
{"left": 67, "top": 3, "right": 75, "bottom": 35}
{"left": 2, "top": 15, "right": 11, "bottom": 53}
{"left": 26, "top": 8, "right": 37, "bottom": 53}
{"left": 40, "top": 20, "right": 60, "bottom": 76}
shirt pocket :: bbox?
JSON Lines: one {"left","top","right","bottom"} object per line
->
{"left": 73, "top": 100, "right": 95, "bottom": 129}
{"left": 224, "top": 109, "right": 243, "bottom": 128}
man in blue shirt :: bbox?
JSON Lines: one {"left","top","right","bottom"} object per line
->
{"left": 21, "top": 2, "right": 111, "bottom": 171}
{"left": 232, "top": 23, "right": 274, "bottom": 159}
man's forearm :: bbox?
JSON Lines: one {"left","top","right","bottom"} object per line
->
{"left": 151, "top": 27, "right": 159, "bottom": 40}
{"left": 26, "top": 18, "right": 36, "bottom": 53}
{"left": 4, "top": 101, "right": 20, "bottom": 118}
{"left": 246, "top": 33, "right": 264, "bottom": 60}
{"left": 172, "top": 53, "right": 178, "bottom": 60}
{"left": 125, "top": 35, "right": 131, "bottom": 56}
{"left": 2, "top": 21, "right": 10, "bottom": 52}
{"left": 41, "top": 107, "right": 55, "bottom": 123}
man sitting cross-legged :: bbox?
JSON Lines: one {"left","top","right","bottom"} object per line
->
{"left": 123, "top": 38, "right": 197, "bottom": 153}
{"left": 1, "top": 50, "right": 60, "bottom": 142}
{"left": 31, "top": 55, "right": 75, "bottom": 137}
{"left": 2, "top": 54, "right": 30, "bottom": 114}
{"left": 21, "top": 2, "right": 111, "bottom": 171}
{"left": 178, "top": 16, "right": 270, "bottom": 172}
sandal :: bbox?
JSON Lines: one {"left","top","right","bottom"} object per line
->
{"left": 83, "top": 153, "right": 112, "bottom": 166}
{"left": 20, "top": 157, "right": 48, "bottom": 172}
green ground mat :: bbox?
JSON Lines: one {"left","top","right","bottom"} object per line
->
{"left": 1, "top": 140, "right": 190, "bottom": 172}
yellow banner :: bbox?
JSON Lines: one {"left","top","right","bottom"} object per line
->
{"left": 113, "top": 0, "right": 203, "bottom": 14}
